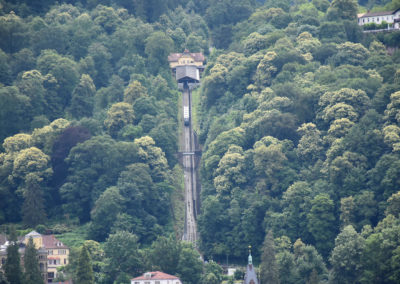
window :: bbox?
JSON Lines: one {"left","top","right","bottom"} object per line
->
{"left": 40, "top": 263, "right": 44, "bottom": 272}
{"left": 48, "top": 272, "right": 54, "bottom": 279}
{"left": 156, "top": 282, "right": 160, "bottom": 284}
{"left": 64, "top": 259, "right": 67, "bottom": 264}
{"left": 48, "top": 250, "right": 53, "bottom": 255}
{"left": 145, "top": 282, "right": 150, "bottom": 284}
{"left": 58, "top": 249, "right": 66, "bottom": 255}
{"left": 134, "top": 282, "right": 140, "bottom": 284}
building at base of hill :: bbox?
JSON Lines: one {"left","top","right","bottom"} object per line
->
{"left": 131, "top": 271, "right": 182, "bottom": 284}
{"left": 0, "top": 231, "right": 70, "bottom": 283}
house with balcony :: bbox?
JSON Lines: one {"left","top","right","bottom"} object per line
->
{"left": 41, "top": 234, "right": 69, "bottom": 282}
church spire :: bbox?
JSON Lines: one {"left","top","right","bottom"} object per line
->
{"left": 248, "top": 245, "right": 253, "bottom": 265}
{"left": 244, "top": 245, "right": 259, "bottom": 284}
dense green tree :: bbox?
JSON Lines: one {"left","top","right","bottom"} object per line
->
{"left": 37, "top": 49, "right": 80, "bottom": 109}
{"left": 331, "top": 42, "right": 370, "bottom": 66}
{"left": 134, "top": 136, "right": 169, "bottom": 182}
{"left": 104, "top": 102, "right": 135, "bottom": 137}
{"left": 68, "top": 74, "right": 96, "bottom": 119}
{"left": 51, "top": 126, "right": 91, "bottom": 189}
{"left": 307, "top": 194, "right": 337, "bottom": 256}
{"left": 260, "top": 231, "right": 280, "bottom": 284}
{"left": 0, "top": 270, "right": 9, "bottom": 284}
{"left": 177, "top": 243, "right": 203, "bottom": 284}
{"left": 60, "top": 136, "right": 138, "bottom": 222}
{"left": 0, "top": 12, "right": 27, "bottom": 54}
{"left": 150, "top": 235, "right": 181, "bottom": 275}
{"left": 123, "top": 80, "right": 148, "bottom": 104}
{"left": 76, "top": 245, "right": 94, "bottom": 284}
{"left": 327, "top": 0, "right": 357, "bottom": 20}
{"left": 362, "top": 215, "right": 400, "bottom": 283}
{"left": 22, "top": 173, "right": 46, "bottom": 228}
{"left": 282, "top": 181, "right": 313, "bottom": 241}
{"left": 213, "top": 145, "right": 246, "bottom": 198}
{"left": 0, "top": 86, "right": 31, "bottom": 143}
{"left": 145, "top": 31, "right": 174, "bottom": 74}
{"left": 4, "top": 226, "right": 22, "bottom": 284}
{"left": 330, "top": 225, "right": 365, "bottom": 284}
{"left": 293, "top": 239, "right": 328, "bottom": 283}
{"left": 103, "top": 231, "right": 143, "bottom": 281}
{"left": 386, "top": 191, "right": 400, "bottom": 217}
{"left": 202, "top": 261, "right": 223, "bottom": 284}
{"left": 16, "top": 70, "right": 47, "bottom": 117}
{"left": 24, "top": 237, "right": 44, "bottom": 284}
{"left": 89, "top": 186, "right": 124, "bottom": 241}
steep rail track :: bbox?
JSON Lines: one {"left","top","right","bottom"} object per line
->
{"left": 181, "top": 86, "right": 198, "bottom": 244}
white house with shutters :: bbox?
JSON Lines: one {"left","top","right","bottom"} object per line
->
{"left": 358, "top": 8, "right": 400, "bottom": 29}
{"left": 131, "top": 271, "right": 182, "bottom": 284}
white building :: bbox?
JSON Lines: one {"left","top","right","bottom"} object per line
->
{"left": 131, "top": 271, "right": 182, "bottom": 284}
{"left": 358, "top": 9, "right": 400, "bottom": 29}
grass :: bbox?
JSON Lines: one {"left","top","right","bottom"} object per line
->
{"left": 191, "top": 87, "right": 201, "bottom": 133}
{"left": 171, "top": 163, "right": 185, "bottom": 238}
{"left": 55, "top": 223, "right": 90, "bottom": 248}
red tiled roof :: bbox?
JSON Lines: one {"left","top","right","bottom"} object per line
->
{"left": 132, "top": 271, "right": 180, "bottom": 281}
{"left": 42, "top": 235, "right": 68, "bottom": 249}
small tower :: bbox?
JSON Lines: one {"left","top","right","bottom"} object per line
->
{"left": 244, "top": 246, "right": 259, "bottom": 284}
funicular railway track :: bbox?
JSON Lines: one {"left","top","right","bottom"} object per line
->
{"left": 182, "top": 86, "right": 198, "bottom": 244}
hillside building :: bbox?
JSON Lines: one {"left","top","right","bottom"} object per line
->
{"left": 131, "top": 271, "right": 182, "bottom": 284}
{"left": 0, "top": 231, "right": 48, "bottom": 283}
{"left": 358, "top": 8, "right": 400, "bottom": 28}
{"left": 0, "top": 231, "right": 69, "bottom": 283}
{"left": 168, "top": 49, "right": 205, "bottom": 86}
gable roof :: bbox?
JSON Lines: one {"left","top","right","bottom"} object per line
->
{"left": 42, "top": 235, "right": 68, "bottom": 249}
{"left": 358, "top": 8, "right": 400, "bottom": 18}
{"left": 132, "top": 271, "right": 180, "bottom": 281}
{"left": 176, "top": 65, "right": 200, "bottom": 82}
{"left": 168, "top": 50, "right": 205, "bottom": 63}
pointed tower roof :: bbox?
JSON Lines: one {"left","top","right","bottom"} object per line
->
{"left": 244, "top": 246, "right": 259, "bottom": 284}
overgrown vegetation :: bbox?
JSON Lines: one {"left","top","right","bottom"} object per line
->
{"left": 1, "top": 0, "right": 400, "bottom": 283}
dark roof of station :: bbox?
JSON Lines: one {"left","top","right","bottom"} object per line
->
{"left": 176, "top": 65, "right": 200, "bottom": 83}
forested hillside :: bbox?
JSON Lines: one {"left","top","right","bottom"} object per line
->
{"left": 196, "top": 0, "right": 400, "bottom": 283}
{"left": 1, "top": 0, "right": 400, "bottom": 283}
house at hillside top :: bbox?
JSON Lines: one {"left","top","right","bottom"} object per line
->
{"left": 358, "top": 8, "right": 400, "bottom": 28}
{"left": 168, "top": 49, "right": 205, "bottom": 86}
{"left": 131, "top": 271, "right": 182, "bottom": 284}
